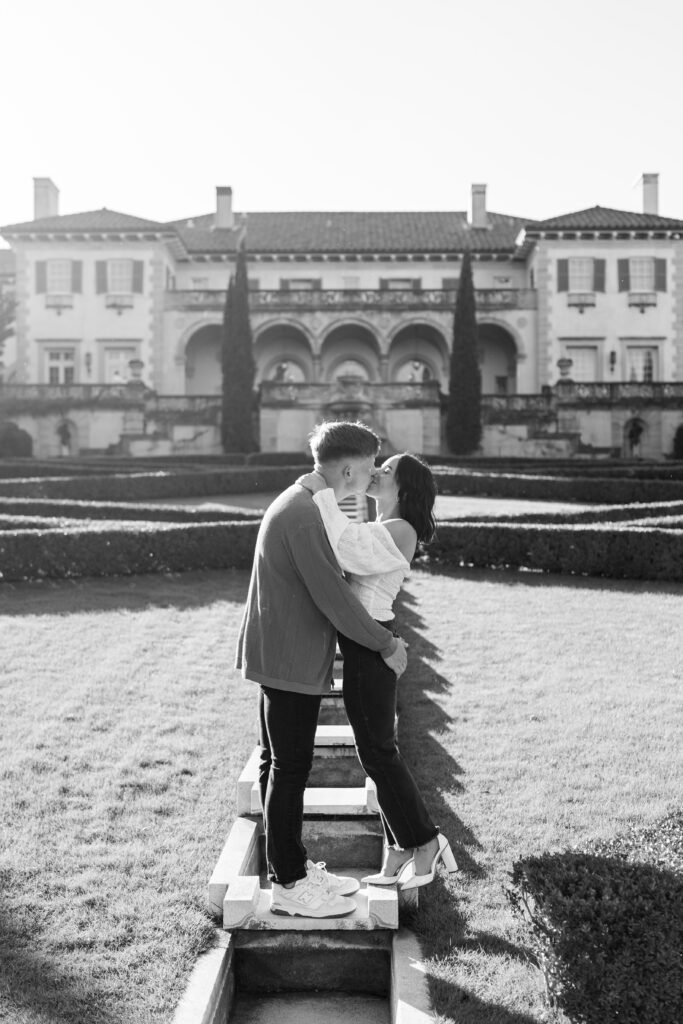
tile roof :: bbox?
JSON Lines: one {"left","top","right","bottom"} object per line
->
{"left": 166, "top": 210, "right": 533, "bottom": 255}
{"left": 1, "top": 209, "right": 168, "bottom": 233}
{"left": 528, "top": 205, "right": 683, "bottom": 231}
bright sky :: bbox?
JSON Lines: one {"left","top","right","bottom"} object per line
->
{"left": 2, "top": 0, "right": 682, "bottom": 237}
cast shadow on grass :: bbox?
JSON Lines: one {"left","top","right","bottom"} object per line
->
{"left": 0, "top": 568, "right": 250, "bottom": 617}
{"left": 0, "top": 902, "right": 119, "bottom": 1024}
{"left": 394, "top": 587, "right": 483, "bottom": 877}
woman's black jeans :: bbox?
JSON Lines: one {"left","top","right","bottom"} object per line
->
{"left": 258, "top": 684, "right": 321, "bottom": 886}
{"left": 338, "top": 625, "right": 438, "bottom": 851}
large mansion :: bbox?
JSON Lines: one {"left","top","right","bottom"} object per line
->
{"left": 1, "top": 176, "right": 683, "bottom": 458}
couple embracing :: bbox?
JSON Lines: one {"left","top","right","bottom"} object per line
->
{"left": 236, "top": 420, "right": 456, "bottom": 918}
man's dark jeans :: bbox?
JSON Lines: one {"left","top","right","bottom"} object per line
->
{"left": 258, "top": 684, "right": 322, "bottom": 885}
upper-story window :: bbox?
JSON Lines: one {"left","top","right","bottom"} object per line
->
{"left": 35, "top": 260, "right": 82, "bottom": 307}
{"left": 95, "top": 260, "right": 144, "bottom": 310}
{"left": 108, "top": 260, "right": 133, "bottom": 294}
{"left": 618, "top": 257, "right": 666, "bottom": 308}
{"left": 95, "top": 260, "right": 144, "bottom": 296}
{"left": 47, "top": 260, "right": 72, "bottom": 293}
{"left": 557, "top": 258, "right": 605, "bottom": 295}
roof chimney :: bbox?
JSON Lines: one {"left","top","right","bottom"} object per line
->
{"left": 642, "top": 173, "right": 659, "bottom": 215}
{"left": 469, "top": 183, "right": 488, "bottom": 229}
{"left": 215, "top": 186, "right": 234, "bottom": 229}
{"left": 33, "top": 177, "right": 59, "bottom": 220}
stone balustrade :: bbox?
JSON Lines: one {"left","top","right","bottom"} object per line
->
{"left": 164, "top": 287, "right": 538, "bottom": 313}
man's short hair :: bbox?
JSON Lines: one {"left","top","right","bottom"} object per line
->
{"left": 308, "top": 420, "right": 380, "bottom": 464}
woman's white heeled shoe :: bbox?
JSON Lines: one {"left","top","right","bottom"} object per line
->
{"left": 398, "top": 834, "right": 458, "bottom": 890}
{"left": 362, "top": 851, "right": 413, "bottom": 885}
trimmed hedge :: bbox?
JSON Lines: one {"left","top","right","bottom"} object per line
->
{"left": 439, "top": 500, "right": 683, "bottom": 526}
{"left": 428, "top": 521, "right": 683, "bottom": 581}
{"left": 0, "top": 467, "right": 300, "bottom": 501}
{"left": 507, "top": 813, "right": 683, "bottom": 1024}
{"left": 432, "top": 468, "right": 683, "bottom": 503}
{"left": 0, "top": 520, "right": 260, "bottom": 581}
{"left": 0, "top": 497, "right": 261, "bottom": 522}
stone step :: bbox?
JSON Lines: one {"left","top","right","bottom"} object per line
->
{"left": 233, "top": 930, "right": 391, "bottom": 995}
{"left": 224, "top": 870, "right": 398, "bottom": 931}
{"left": 237, "top": 746, "right": 375, "bottom": 816}
{"left": 246, "top": 781, "right": 379, "bottom": 817}
{"left": 209, "top": 818, "right": 385, "bottom": 918}
{"left": 228, "top": 990, "right": 390, "bottom": 1024}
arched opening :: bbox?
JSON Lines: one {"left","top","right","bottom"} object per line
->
{"left": 477, "top": 323, "right": 518, "bottom": 395}
{"left": 254, "top": 324, "right": 313, "bottom": 384}
{"left": 185, "top": 324, "right": 222, "bottom": 395}
{"left": 320, "top": 324, "right": 381, "bottom": 382}
{"left": 388, "top": 323, "right": 448, "bottom": 389}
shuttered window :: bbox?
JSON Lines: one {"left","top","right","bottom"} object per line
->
{"left": 568, "top": 258, "right": 593, "bottom": 292}
{"left": 630, "top": 258, "right": 654, "bottom": 291}
{"left": 46, "top": 260, "right": 71, "bottom": 293}
{"left": 108, "top": 260, "right": 133, "bottom": 294}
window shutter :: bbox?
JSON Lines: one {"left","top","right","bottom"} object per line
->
{"left": 442, "top": 277, "right": 459, "bottom": 290}
{"left": 654, "top": 258, "right": 667, "bottom": 292}
{"left": 280, "top": 279, "right": 290, "bottom": 291}
{"left": 313, "top": 279, "right": 322, "bottom": 290}
{"left": 593, "top": 259, "right": 606, "bottom": 292}
{"left": 132, "top": 261, "right": 144, "bottom": 293}
{"left": 96, "top": 261, "right": 108, "bottom": 293}
{"left": 617, "top": 259, "right": 630, "bottom": 291}
{"left": 557, "top": 259, "right": 568, "bottom": 292}
{"left": 247, "top": 278, "right": 260, "bottom": 291}
{"left": 379, "top": 278, "right": 388, "bottom": 290}
{"left": 71, "top": 261, "right": 82, "bottom": 293}
{"left": 36, "top": 261, "right": 47, "bottom": 293}
{"left": 412, "top": 278, "right": 422, "bottom": 292}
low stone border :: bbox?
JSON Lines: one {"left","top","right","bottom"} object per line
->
{"left": 171, "top": 931, "right": 235, "bottom": 1024}
{"left": 391, "top": 928, "right": 435, "bottom": 1024}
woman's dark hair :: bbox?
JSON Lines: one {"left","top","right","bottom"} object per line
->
{"left": 395, "top": 453, "right": 437, "bottom": 545}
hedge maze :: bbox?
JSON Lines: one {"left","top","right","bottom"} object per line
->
{"left": 2, "top": 458, "right": 683, "bottom": 583}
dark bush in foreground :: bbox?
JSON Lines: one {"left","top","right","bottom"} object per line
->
{"left": 507, "top": 813, "right": 683, "bottom": 1024}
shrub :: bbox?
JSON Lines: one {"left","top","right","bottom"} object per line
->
{"left": 0, "top": 497, "right": 261, "bottom": 522}
{"left": 673, "top": 425, "right": 683, "bottom": 460}
{"left": 507, "top": 813, "right": 683, "bottom": 1024}
{"left": 0, "top": 466, "right": 301, "bottom": 501}
{"left": 0, "top": 422, "right": 33, "bottom": 457}
{"left": 428, "top": 522, "right": 683, "bottom": 582}
{"left": 246, "top": 451, "right": 313, "bottom": 466}
{"left": 0, "top": 520, "right": 261, "bottom": 582}
{"left": 431, "top": 468, "right": 683, "bottom": 503}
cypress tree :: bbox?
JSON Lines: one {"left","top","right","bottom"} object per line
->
{"left": 445, "top": 250, "right": 482, "bottom": 454}
{"left": 221, "top": 241, "right": 257, "bottom": 452}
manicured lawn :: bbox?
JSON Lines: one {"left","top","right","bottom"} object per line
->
{"left": 1, "top": 563, "right": 681, "bottom": 1023}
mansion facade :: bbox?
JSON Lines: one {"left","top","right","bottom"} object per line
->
{"left": 1, "top": 176, "right": 683, "bottom": 458}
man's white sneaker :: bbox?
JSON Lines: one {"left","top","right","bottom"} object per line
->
{"left": 270, "top": 876, "right": 356, "bottom": 918}
{"left": 306, "top": 859, "right": 360, "bottom": 896}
